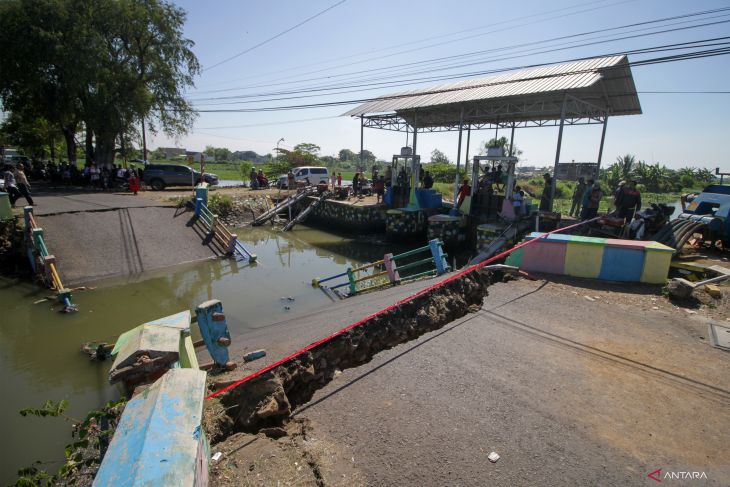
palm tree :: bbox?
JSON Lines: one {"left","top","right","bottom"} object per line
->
{"left": 615, "top": 154, "right": 636, "bottom": 180}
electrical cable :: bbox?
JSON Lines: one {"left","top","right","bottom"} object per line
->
{"left": 203, "top": 0, "right": 348, "bottom": 72}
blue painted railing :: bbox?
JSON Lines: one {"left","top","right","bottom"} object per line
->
{"left": 24, "top": 206, "right": 77, "bottom": 312}
{"left": 194, "top": 197, "right": 257, "bottom": 263}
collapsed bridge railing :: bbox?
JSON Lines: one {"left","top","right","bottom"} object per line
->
{"left": 312, "top": 238, "right": 450, "bottom": 297}
{"left": 193, "top": 189, "right": 257, "bottom": 263}
{"left": 23, "top": 206, "right": 77, "bottom": 312}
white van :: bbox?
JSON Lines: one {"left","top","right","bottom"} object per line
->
{"left": 277, "top": 166, "right": 329, "bottom": 189}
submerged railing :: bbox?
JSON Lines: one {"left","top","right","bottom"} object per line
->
{"left": 24, "top": 206, "right": 77, "bottom": 312}
{"left": 313, "top": 239, "right": 450, "bottom": 297}
{"left": 193, "top": 190, "right": 257, "bottom": 263}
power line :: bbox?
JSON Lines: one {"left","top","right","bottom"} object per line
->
{"left": 188, "top": 35, "right": 730, "bottom": 107}
{"left": 194, "top": 0, "right": 636, "bottom": 92}
{"left": 190, "top": 6, "right": 730, "bottom": 100}
{"left": 187, "top": 47, "right": 730, "bottom": 113}
{"left": 203, "top": 0, "right": 347, "bottom": 72}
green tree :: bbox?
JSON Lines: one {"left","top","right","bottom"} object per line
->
{"left": 0, "top": 0, "right": 200, "bottom": 168}
{"left": 338, "top": 148, "right": 356, "bottom": 162}
{"left": 0, "top": 0, "right": 84, "bottom": 163}
{"left": 480, "top": 136, "right": 522, "bottom": 158}
{"left": 430, "top": 148, "right": 450, "bottom": 164}
{"left": 294, "top": 142, "right": 321, "bottom": 155}
{"left": 615, "top": 154, "right": 636, "bottom": 180}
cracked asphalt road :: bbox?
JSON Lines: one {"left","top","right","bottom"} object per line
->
{"left": 288, "top": 278, "right": 730, "bottom": 486}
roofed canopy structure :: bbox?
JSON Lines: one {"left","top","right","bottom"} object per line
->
{"left": 344, "top": 55, "right": 642, "bottom": 210}
{"left": 344, "top": 55, "right": 641, "bottom": 131}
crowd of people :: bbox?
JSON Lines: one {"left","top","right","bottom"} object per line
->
{"left": 568, "top": 176, "right": 642, "bottom": 222}
{"left": 1, "top": 159, "right": 147, "bottom": 207}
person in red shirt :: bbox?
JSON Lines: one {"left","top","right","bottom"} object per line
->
{"left": 128, "top": 170, "right": 141, "bottom": 195}
{"left": 337, "top": 173, "right": 342, "bottom": 187}
{"left": 457, "top": 179, "right": 471, "bottom": 209}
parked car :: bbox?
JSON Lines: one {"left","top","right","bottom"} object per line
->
{"left": 143, "top": 164, "right": 218, "bottom": 190}
{"left": 276, "top": 166, "right": 329, "bottom": 189}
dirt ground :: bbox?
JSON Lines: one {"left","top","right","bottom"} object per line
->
{"left": 209, "top": 419, "right": 365, "bottom": 487}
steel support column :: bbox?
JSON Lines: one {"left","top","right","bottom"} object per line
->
{"left": 508, "top": 123, "right": 515, "bottom": 157}
{"left": 454, "top": 107, "right": 464, "bottom": 209}
{"left": 550, "top": 95, "right": 568, "bottom": 212}
{"left": 596, "top": 116, "right": 608, "bottom": 176}
{"left": 360, "top": 115, "right": 364, "bottom": 170}
{"left": 410, "top": 112, "right": 419, "bottom": 207}
{"left": 464, "top": 126, "right": 471, "bottom": 175}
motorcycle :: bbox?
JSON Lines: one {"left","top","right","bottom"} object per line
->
{"left": 585, "top": 203, "right": 674, "bottom": 239}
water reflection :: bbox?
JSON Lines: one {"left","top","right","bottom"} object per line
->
{"left": 0, "top": 225, "right": 396, "bottom": 480}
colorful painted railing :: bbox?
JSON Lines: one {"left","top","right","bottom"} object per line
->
{"left": 194, "top": 197, "right": 257, "bottom": 263}
{"left": 313, "top": 239, "right": 450, "bottom": 296}
{"left": 23, "top": 206, "right": 77, "bottom": 312}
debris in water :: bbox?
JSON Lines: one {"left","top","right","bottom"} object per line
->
{"left": 212, "top": 452, "right": 222, "bottom": 462}
{"left": 283, "top": 306, "right": 290, "bottom": 311}
{"left": 488, "top": 452, "right": 500, "bottom": 463}
{"left": 583, "top": 296, "right": 595, "bottom": 302}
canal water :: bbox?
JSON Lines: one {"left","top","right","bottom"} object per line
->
{"left": 0, "top": 225, "right": 403, "bottom": 482}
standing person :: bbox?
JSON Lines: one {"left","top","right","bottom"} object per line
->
{"left": 351, "top": 172, "right": 359, "bottom": 197}
{"left": 14, "top": 163, "right": 34, "bottom": 206}
{"left": 423, "top": 171, "right": 434, "bottom": 189}
{"left": 330, "top": 172, "right": 336, "bottom": 189}
{"left": 617, "top": 180, "right": 641, "bottom": 223}
{"left": 358, "top": 173, "right": 366, "bottom": 198}
{"left": 613, "top": 180, "right": 626, "bottom": 210}
{"left": 570, "top": 177, "right": 587, "bottom": 217}
{"left": 539, "top": 172, "right": 553, "bottom": 212}
{"left": 337, "top": 172, "right": 342, "bottom": 187}
{"left": 287, "top": 169, "right": 296, "bottom": 192}
{"left": 2, "top": 165, "right": 21, "bottom": 206}
{"left": 128, "top": 170, "right": 140, "bottom": 196}
{"left": 89, "top": 164, "right": 101, "bottom": 189}
{"left": 511, "top": 185, "right": 524, "bottom": 217}
{"left": 494, "top": 164, "right": 504, "bottom": 191}
{"left": 374, "top": 175, "right": 385, "bottom": 204}
{"left": 581, "top": 181, "right": 603, "bottom": 220}
{"left": 457, "top": 179, "right": 471, "bottom": 209}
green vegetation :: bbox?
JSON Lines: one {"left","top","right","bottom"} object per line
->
{"left": 0, "top": 0, "right": 198, "bottom": 166}
{"left": 207, "top": 193, "right": 234, "bottom": 216}
{"left": 12, "top": 398, "right": 127, "bottom": 486}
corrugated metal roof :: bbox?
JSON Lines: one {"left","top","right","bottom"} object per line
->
{"left": 343, "top": 55, "right": 641, "bottom": 122}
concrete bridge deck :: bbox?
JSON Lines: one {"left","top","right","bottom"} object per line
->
{"left": 32, "top": 191, "right": 222, "bottom": 285}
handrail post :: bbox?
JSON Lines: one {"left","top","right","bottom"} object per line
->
{"left": 227, "top": 233, "right": 237, "bottom": 256}
{"left": 43, "top": 255, "right": 56, "bottom": 286}
{"left": 428, "top": 239, "right": 449, "bottom": 275}
{"left": 31, "top": 228, "right": 46, "bottom": 256}
{"left": 384, "top": 253, "right": 400, "bottom": 283}
{"left": 23, "top": 206, "right": 33, "bottom": 229}
{"left": 347, "top": 267, "right": 357, "bottom": 295}
{"left": 23, "top": 207, "right": 36, "bottom": 273}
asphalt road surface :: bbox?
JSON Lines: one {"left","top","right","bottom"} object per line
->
{"left": 281, "top": 279, "right": 730, "bottom": 486}
{"left": 32, "top": 191, "right": 221, "bottom": 284}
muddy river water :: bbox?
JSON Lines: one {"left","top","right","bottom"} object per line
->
{"left": 0, "top": 225, "right": 405, "bottom": 482}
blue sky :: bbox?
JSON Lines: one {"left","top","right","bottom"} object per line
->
{"left": 152, "top": 0, "right": 730, "bottom": 170}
